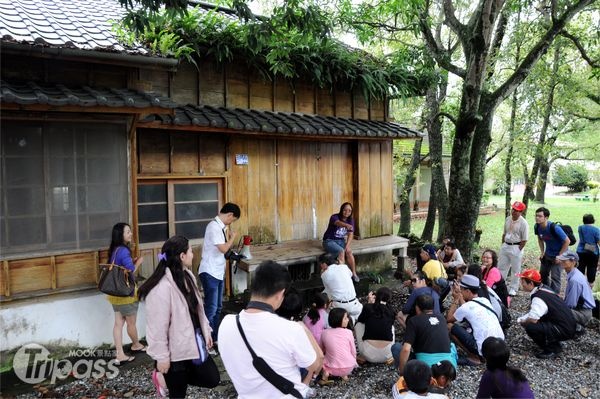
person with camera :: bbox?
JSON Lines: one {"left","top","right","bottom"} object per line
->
{"left": 198, "top": 202, "right": 241, "bottom": 349}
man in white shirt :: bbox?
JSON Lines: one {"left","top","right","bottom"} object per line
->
{"left": 219, "top": 261, "right": 322, "bottom": 399}
{"left": 498, "top": 201, "right": 529, "bottom": 296}
{"left": 447, "top": 275, "right": 504, "bottom": 366}
{"left": 199, "top": 202, "right": 240, "bottom": 343}
{"left": 319, "top": 253, "right": 363, "bottom": 323}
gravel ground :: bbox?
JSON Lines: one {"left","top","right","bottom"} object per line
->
{"left": 11, "top": 265, "right": 600, "bottom": 399}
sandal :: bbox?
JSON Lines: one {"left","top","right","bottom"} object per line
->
{"left": 131, "top": 345, "right": 147, "bottom": 353}
{"left": 457, "top": 356, "right": 481, "bottom": 367}
{"left": 385, "top": 357, "right": 394, "bottom": 366}
{"left": 317, "top": 379, "right": 333, "bottom": 386}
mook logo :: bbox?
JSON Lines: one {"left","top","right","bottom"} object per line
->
{"left": 13, "top": 343, "right": 119, "bottom": 384}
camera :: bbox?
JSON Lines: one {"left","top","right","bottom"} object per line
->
{"left": 224, "top": 249, "right": 245, "bottom": 262}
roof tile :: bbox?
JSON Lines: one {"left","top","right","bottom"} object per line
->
{"left": 1, "top": 80, "right": 178, "bottom": 110}
{"left": 139, "top": 105, "right": 422, "bottom": 139}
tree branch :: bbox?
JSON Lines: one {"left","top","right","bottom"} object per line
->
{"left": 486, "top": 146, "right": 504, "bottom": 163}
{"left": 560, "top": 29, "right": 600, "bottom": 68}
{"left": 442, "top": 0, "right": 468, "bottom": 43}
{"left": 418, "top": 9, "right": 466, "bottom": 78}
{"left": 487, "top": 7, "right": 509, "bottom": 80}
{"left": 435, "top": 111, "right": 458, "bottom": 126}
{"left": 490, "top": 0, "right": 594, "bottom": 106}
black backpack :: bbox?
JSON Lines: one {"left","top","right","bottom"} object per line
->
{"left": 535, "top": 222, "right": 577, "bottom": 246}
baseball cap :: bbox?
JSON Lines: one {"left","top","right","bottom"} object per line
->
{"left": 422, "top": 244, "right": 437, "bottom": 260}
{"left": 556, "top": 250, "right": 579, "bottom": 262}
{"left": 516, "top": 269, "right": 542, "bottom": 283}
{"left": 459, "top": 274, "right": 480, "bottom": 290}
{"left": 512, "top": 201, "right": 526, "bottom": 212}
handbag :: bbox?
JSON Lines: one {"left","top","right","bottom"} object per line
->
{"left": 191, "top": 328, "right": 209, "bottom": 365}
{"left": 98, "top": 248, "right": 135, "bottom": 297}
{"left": 584, "top": 243, "right": 597, "bottom": 253}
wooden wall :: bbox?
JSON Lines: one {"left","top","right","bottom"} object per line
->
{"left": 356, "top": 141, "right": 394, "bottom": 237}
{"left": 147, "top": 59, "right": 385, "bottom": 120}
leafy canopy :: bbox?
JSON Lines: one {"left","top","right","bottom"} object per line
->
{"left": 114, "top": 0, "right": 436, "bottom": 99}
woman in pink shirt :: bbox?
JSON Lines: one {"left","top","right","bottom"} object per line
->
{"left": 481, "top": 249, "right": 510, "bottom": 307}
{"left": 319, "top": 308, "right": 357, "bottom": 385}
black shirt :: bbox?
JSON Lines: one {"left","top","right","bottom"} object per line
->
{"left": 357, "top": 303, "right": 395, "bottom": 341}
{"left": 404, "top": 313, "right": 451, "bottom": 353}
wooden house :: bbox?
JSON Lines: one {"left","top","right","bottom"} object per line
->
{"left": 0, "top": 0, "right": 419, "bottom": 351}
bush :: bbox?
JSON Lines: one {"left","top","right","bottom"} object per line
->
{"left": 588, "top": 181, "right": 599, "bottom": 189}
{"left": 553, "top": 164, "right": 589, "bottom": 192}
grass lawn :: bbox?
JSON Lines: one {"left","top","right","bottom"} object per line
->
{"left": 399, "top": 195, "right": 600, "bottom": 264}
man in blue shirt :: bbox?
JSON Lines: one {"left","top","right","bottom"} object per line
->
{"left": 558, "top": 250, "right": 596, "bottom": 335}
{"left": 534, "top": 207, "right": 570, "bottom": 293}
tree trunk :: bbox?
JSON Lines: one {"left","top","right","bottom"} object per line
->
{"left": 535, "top": 157, "right": 550, "bottom": 202}
{"left": 397, "top": 139, "right": 422, "bottom": 235}
{"left": 524, "top": 46, "right": 560, "bottom": 207}
{"left": 422, "top": 181, "right": 436, "bottom": 241}
{"left": 445, "top": 96, "right": 495, "bottom": 261}
{"left": 430, "top": 75, "right": 449, "bottom": 243}
{"left": 504, "top": 7, "right": 522, "bottom": 217}
{"left": 504, "top": 87, "right": 518, "bottom": 217}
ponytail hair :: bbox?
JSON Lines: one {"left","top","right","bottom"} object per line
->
{"left": 431, "top": 360, "right": 456, "bottom": 382}
{"left": 306, "top": 292, "right": 328, "bottom": 325}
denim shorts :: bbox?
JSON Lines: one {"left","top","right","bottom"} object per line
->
{"left": 323, "top": 239, "right": 346, "bottom": 256}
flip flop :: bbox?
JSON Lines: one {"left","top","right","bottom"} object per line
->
{"left": 131, "top": 345, "right": 147, "bottom": 353}
{"left": 114, "top": 356, "right": 135, "bottom": 366}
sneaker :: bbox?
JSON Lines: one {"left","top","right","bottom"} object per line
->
{"left": 305, "top": 387, "right": 317, "bottom": 398}
{"left": 151, "top": 370, "right": 168, "bottom": 398}
{"left": 509, "top": 289, "right": 517, "bottom": 296}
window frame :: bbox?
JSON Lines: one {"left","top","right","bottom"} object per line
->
{"left": 136, "top": 178, "right": 224, "bottom": 249}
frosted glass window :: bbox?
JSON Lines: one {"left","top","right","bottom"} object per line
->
{"left": 1, "top": 121, "right": 128, "bottom": 255}
{"left": 137, "top": 180, "right": 222, "bottom": 244}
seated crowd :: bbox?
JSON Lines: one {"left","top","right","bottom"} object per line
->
{"left": 143, "top": 232, "right": 596, "bottom": 398}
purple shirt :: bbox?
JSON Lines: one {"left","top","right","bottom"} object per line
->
{"left": 110, "top": 245, "right": 136, "bottom": 271}
{"left": 323, "top": 214, "right": 354, "bottom": 240}
{"left": 476, "top": 369, "right": 534, "bottom": 398}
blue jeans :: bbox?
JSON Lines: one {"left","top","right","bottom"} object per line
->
{"left": 199, "top": 273, "right": 224, "bottom": 341}
{"left": 391, "top": 342, "right": 403, "bottom": 369}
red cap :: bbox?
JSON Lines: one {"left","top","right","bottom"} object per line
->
{"left": 516, "top": 269, "right": 541, "bottom": 283}
{"left": 512, "top": 201, "right": 526, "bottom": 212}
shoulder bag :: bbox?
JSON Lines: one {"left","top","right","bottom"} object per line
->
{"left": 235, "top": 315, "right": 303, "bottom": 398}
{"left": 98, "top": 248, "right": 135, "bottom": 297}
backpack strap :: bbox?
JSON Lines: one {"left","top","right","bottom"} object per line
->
{"left": 471, "top": 298, "right": 500, "bottom": 322}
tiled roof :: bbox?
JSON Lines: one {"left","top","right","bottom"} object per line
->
{"left": 1, "top": 80, "right": 178, "bottom": 109}
{"left": 0, "top": 0, "right": 145, "bottom": 53}
{"left": 140, "top": 105, "right": 423, "bottom": 139}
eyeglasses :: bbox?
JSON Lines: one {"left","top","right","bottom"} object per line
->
{"left": 411, "top": 278, "right": 419, "bottom": 283}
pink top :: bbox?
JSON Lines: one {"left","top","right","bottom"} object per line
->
{"left": 302, "top": 308, "right": 328, "bottom": 347}
{"left": 483, "top": 267, "right": 502, "bottom": 288}
{"left": 321, "top": 327, "right": 357, "bottom": 369}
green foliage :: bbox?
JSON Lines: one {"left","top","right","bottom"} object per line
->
{"left": 113, "top": 1, "right": 436, "bottom": 100}
{"left": 588, "top": 181, "right": 600, "bottom": 189}
{"left": 553, "top": 164, "right": 589, "bottom": 192}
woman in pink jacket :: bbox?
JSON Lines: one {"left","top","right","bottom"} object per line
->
{"left": 138, "top": 236, "right": 220, "bottom": 398}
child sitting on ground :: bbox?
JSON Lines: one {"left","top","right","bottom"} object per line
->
{"left": 319, "top": 308, "right": 357, "bottom": 385}
{"left": 393, "top": 360, "right": 456, "bottom": 397}
{"left": 302, "top": 292, "right": 329, "bottom": 347}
